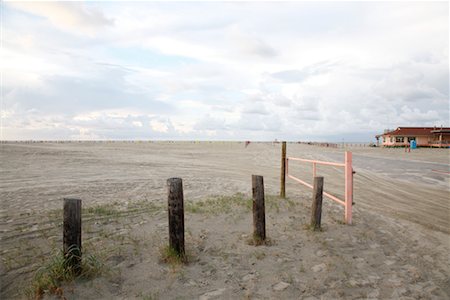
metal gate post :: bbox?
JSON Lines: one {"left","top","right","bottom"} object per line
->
{"left": 344, "top": 151, "right": 353, "bottom": 224}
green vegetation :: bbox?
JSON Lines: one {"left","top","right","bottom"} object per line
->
{"left": 303, "top": 223, "right": 324, "bottom": 231}
{"left": 160, "top": 245, "right": 187, "bottom": 265}
{"left": 185, "top": 193, "right": 252, "bottom": 214}
{"left": 85, "top": 205, "right": 120, "bottom": 216}
{"left": 27, "top": 248, "right": 105, "bottom": 299}
{"left": 5, "top": 193, "right": 298, "bottom": 298}
{"left": 267, "top": 195, "right": 296, "bottom": 212}
{"left": 253, "top": 250, "right": 266, "bottom": 260}
{"left": 185, "top": 193, "right": 296, "bottom": 215}
{"left": 140, "top": 293, "right": 159, "bottom": 300}
{"left": 47, "top": 200, "right": 163, "bottom": 223}
{"left": 84, "top": 201, "right": 162, "bottom": 219}
{"left": 248, "top": 234, "right": 273, "bottom": 246}
{"left": 333, "top": 217, "right": 347, "bottom": 225}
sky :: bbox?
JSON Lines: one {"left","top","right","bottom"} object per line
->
{"left": 1, "top": 1, "right": 449, "bottom": 141}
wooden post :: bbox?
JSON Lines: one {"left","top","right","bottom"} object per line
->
{"left": 310, "top": 177, "right": 324, "bottom": 230}
{"left": 252, "top": 175, "right": 266, "bottom": 241}
{"left": 167, "top": 178, "right": 185, "bottom": 257}
{"left": 63, "top": 198, "right": 82, "bottom": 274}
{"left": 280, "top": 141, "right": 286, "bottom": 198}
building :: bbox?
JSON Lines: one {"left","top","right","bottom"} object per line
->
{"left": 375, "top": 126, "right": 450, "bottom": 147}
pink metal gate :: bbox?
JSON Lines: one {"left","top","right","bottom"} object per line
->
{"left": 286, "top": 151, "right": 354, "bottom": 224}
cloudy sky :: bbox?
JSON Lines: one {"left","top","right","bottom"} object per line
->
{"left": 1, "top": 1, "right": 449, "bottom": 141}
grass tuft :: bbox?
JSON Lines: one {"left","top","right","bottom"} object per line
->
{"left": 85, "top": 205, "right": 119, "bottom": 216}
{"left": 186, "top": 193, "right": 252, "bottom": 214}
{"left": 26, "top": 248, "right": 105, "bottom": 299}
{"left": 303, "top": 223, "right": 324, "bottom": 231}
{"left": 185, "top": 193, "right": 296, "bottom": 215}
{"left": 160, "top": 246, "right": 187, "bottom": 266}
{"left": 247, "top": 234, "right": 273, "bottom": 246}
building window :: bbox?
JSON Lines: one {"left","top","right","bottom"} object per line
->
{"left": 407, "top": 137, "right": 416, "bottom": 142}
{"left": 390, "top": 137, "right": 394, "bottom": 143}
{"left": 395, "top": 137, "right": 404, "bottom": 143}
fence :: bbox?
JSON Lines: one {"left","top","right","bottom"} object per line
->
{"left": 61, "top": 142, "right": 355, "bottom": 273}
{"left": 285, "top": 151, "right": 354, "bottom": 224}
{"left": 62, "top": 175, "right": 270, "bottom": 268}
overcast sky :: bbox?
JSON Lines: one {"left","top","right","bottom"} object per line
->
{"left": 2, "top": 1, "right": 449, "bottom": 141}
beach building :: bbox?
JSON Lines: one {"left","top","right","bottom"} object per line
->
{"left": 375, "top": 126, "right": 450, "bottom": 147}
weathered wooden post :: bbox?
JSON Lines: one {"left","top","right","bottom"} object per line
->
{"left": 252, "top": 175, "right": 266, "bottom": 242}
{"left": 63, "top": 198, "right": 82, "bottom": 274}
{"left": 167, "top": 178, "right": 185, "bottom": 257}
{"left": 280, "top": 141, "right": 286, "bottom": 198}
{"left": 310, "top": 177, "right": 324, "bottom": 230}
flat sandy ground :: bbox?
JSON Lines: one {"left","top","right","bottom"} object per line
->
{"left": 1, "top": 142, "right": 449, "bottom": 299}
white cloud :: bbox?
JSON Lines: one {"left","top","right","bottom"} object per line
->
{"left": 227, "top": 26, "right": 277, "bottom": 58}
{"left": 2, "top": 2, "right": 448, "bottom": 141}
{"left": 150, "top": 120, "right": 169, "bottom": 133}
{"left": 132, "top": 121, "right": 143, "bottom": 128}
{"left": 193, "top": 115, "right": 228, "bottom": 131}
{"left": 399, "top": 106, "right": 440, "bottom": 123}
{"left": 8, "top": 2, "right": 113, "bottom": 35}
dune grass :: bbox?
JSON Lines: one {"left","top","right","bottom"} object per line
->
{"left": 185, "top": 193, "right": 252, "bottom": 214}
{"left": 160, "top": 245, "right": 188, "bottom": 266}
{"left": 27, "top": 248, "right": 105, "bottom": 299}
{"left": 25, "top": 193, "right": 294, "bottom": 298}
{"left": 185, "top": 193, "right": 296, "bottom": 215}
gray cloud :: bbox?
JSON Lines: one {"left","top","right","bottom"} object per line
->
{"left": 193, "top": 115, "right": 228, "bottom": 131}
{"left": 272, "top": 60, "right": 340, "bottom": 83}
{"left": 228, "top": 28, "right": 278, "bottom": 59}
{"left": 4, "top": 66, "right": 172, "bottom": 115}
{"left": 245, "top": 37, "right": 277, "bottom": 58}
{"left": 399, "top": 106, "right": 440, "bottom": 123}
{"left": 272, "top": 69, "right": 309, "bottom": 83}
{"left": 233, "top": 114, "right": 282, "bottom": 132}
{"left": 241, "top": 103, "right": 270, "bottom": 115}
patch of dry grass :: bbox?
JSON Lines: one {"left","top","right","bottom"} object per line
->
{"left": 26, "top": 247, "right": 105, "bottom": 299}
{"left": 159, "top": 246, "right": 188, "bottom": 266}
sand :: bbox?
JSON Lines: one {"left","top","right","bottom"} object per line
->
{"left": 0, "top": 142, "right": 449, "bottom": 299}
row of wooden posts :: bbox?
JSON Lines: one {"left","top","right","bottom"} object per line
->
{"left": 62, "top": 141, "right": 325, "bottom": 269}
{"left": 62, "top": 175, "right": 325, "bottom": 269}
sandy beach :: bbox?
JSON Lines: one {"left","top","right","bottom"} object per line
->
{"left": 1, "top": 142, "right": 449, "bottom": 299}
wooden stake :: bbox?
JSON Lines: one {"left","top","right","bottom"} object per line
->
{"left": 63, "top": 198, "right": 82, "bottom": 274}
{"left": 311, "top": 177, "right": 324, "bottom": 230}
{"left": 252, "top": 175, "right": 266, "bottom": 241}
{"left": 167, "top": 178, "right": 185, "bottom": 257}
{"left": 280, "top": 141, "right": 286, "bottom": 198}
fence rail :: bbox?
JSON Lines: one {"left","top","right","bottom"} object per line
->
{"left": 286, "top": 151, "right": 354, "bottom": 224}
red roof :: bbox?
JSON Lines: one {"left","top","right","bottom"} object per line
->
{"left": 382, "top": 127, "right": 450, "bottom": 136}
